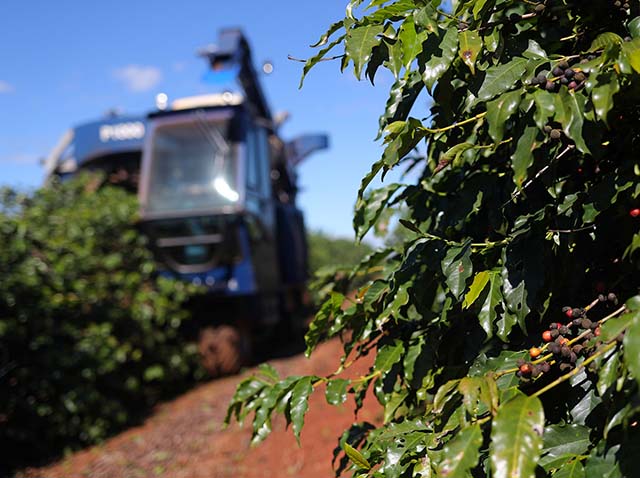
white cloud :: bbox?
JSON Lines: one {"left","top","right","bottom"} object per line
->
{"left": 0, "top": 80, "right": 14, "bottom": 94}
{"left": 113, "top": 65, "right": 162, "bottom": 92}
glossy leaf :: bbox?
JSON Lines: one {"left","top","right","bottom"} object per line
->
{"left": 478, "top": 271, "right": 502, "bottom": 339}
{"left": 554, "top": 88, "right": 590, "bottom": 154}
{"left": 463, "top": 270, "right": 490, "bottom": 309}
{"left": 588, "top": 72, "right": 620, "bottom": 126}
{"left": 511, "top": 126, "right": 539, "bottom": 186}
{"left": 588, "top": 32, "right": 623, "bottom": 52}
{"left": 477, "top": 57, "right": 528, "bottom": 102}
{"left": 326, "top": 378, "right": 350, "bottom": 405}
{"left": 437, "top": 424, "right": 483, "bottom": 477}
{"left": 343, "top": 442, "right": 371, "bottom": 470}
{"left": 622, "top": 309, "right": 640, "bottom": 387}
{"left": 486, "top": 89, "right": 522, "bottom": 143}
{"left": 458, "top": 30, "right": 483, "bottom": 74}
{"left": 345, "top": 24, "right": 385, "bottom": 79}
{"left": 422, "top": 27, "right": 458, "bottom": 91}
{"left": 442, "top": 242, "right": 473, "bottom": 300}
{"left": 290, "top": 376, "right": 314, "bottom": 443}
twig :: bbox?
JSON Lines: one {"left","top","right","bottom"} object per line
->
{"left": 548, "top": 224, "right": 596, "bottom": 234}
{"left": 287, "top": 54, "right": 345, "bottom": 63}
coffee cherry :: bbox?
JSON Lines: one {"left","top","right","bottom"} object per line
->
{"left": 560, "top": 77, "right": 569, "bottom": 85}
{"left": 542, "top": 330, "right": 553, "bottom": 342}
{"left": 559, "top": 362, "right": 573, "bottom": 372}
{"left": 574, "top": 71, "right": 586, "bottom": 82}
{"left": 572, "top": 344, "right": 583, "bottom": 354}
{"left": 558, "top": 60, "right": 569, "bottom": 70}
{"left": 630, "top": 208, "right": 640, "bottom": 217}
{"left": 545, "top": 80, "right": 557, "bottom": 92}
{"left": 559, "top": 325, "right": 570, "bottom": 335}
{"left": 572, "top": 318, "right": 583, "bottom": 327}
{"left": 569, "top": 352, "right": 578, "bottom": 363}
{"left": 540, "top": 361, "right": 551, "bottom": 373}
{"left": 561, "top": 345, "right": 572, "bottom": 357}
{"left": 594, "top": 326, "right": 601, "bottom": 337}
{"left": 543, "top": 124, "right": 553, "bottom": 133}
{"left": 536, "top": 73, "right": 547, "bottom": 84}
{"left": 531, "top": 365, "right": 541, "bottom": 378}
{"left": 572, "top": 308, "right": 584, "bottom": 318}
{"left": 598, "top": 294, "right": 606, "bottom": 302}
{"left": 607, "top": 292, "right": 617, "bottom": 302}
{"left": 550, "top": 129, "right": 562, "bottom": 139}
{"left": 568, "top": 81, "right": 578, "bottom": 90}
{"left": 520, "top": 363, "right": 532, "bottom": 375}
{"left": 534, "top": 3, "right": 546, "bottom": 13}
{"left": 529, "top": 347, "right": 542, "bottom": 358}
{"left": 580, "top": 318, "right": 593, "bottom": 329}
{"left": 550, "top": 329, "right": 560, "bottom": 339}
{"left": 552, "top": 66, "right": 564, "bottom": 77}
{"left": 549, "top": 343, "right": 561, "bottom": 354}
{"left": 558, "top": 337, "right": 569, "bottom": 346}
{"left": 564, "top": 68, "right": 575, "bottom": 79}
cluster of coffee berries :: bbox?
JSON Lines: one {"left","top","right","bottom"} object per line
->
{"left": 597, "top": 292, "right": 619, "bottom": 306}
{"left": 543, "top": 124, "right": 563, "bottom": 140}
{"left": 530, "top": 60, "right": 589, "bottom": 93}
{"left": 516, "top": 357, "right": 551, "bottom": 381}
{"left": 612, "top": 0, "right": 631, "bottom": 14}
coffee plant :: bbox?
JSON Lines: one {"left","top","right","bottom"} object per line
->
{"left": 227, "top": 1, "right": 640, "bottom": 477}
{"left": 0, "top": 175, "right": 203, "bottom": 467}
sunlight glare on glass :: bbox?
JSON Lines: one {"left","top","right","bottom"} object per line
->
{"left": 213, "top": 177, "right": 239, "bottom": 202}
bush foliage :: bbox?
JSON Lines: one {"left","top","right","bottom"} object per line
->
{"left": 0, "top": 175, "right": 202, "bottom": 466}
{"left": 228, "top": 2, "right": 640, "bottom": 477}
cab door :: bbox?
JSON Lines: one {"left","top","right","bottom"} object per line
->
{"left": 244, "top": 122, "right": 280, "bottom": 292}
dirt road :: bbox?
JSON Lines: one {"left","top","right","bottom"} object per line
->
{"left": 20, "top": 339, "right": 380, "bottom": 478}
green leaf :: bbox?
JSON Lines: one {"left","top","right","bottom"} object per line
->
{"left": 628, "top": 16, "right": 640, "bottom": 39}
{"left": 375, "top": 339, "right": 404, "bottom": 373}
{"left": 398, "top": 18, "right": 427, "bottom": 70}
{"left": 486, "top": 89, "right": 522, "bottom": 143}
{"left": 437, "top": 424, "right": 483, "bottom": 477}
{"left": 433, "top": 379, "right": 461, "bottom": 414}
{"left": 539, "top": 424, "right": 590, "bottom": 470}
{"left": 599, "top": 310, "right": 635, "bottom": 343}
{"left": 290, "top": 376, "right": 314, "bottom": 443}
{"left": 621, "top": 38, "right": 640, "bottom": 73}
{"left": 597, "top": 350, "right": 620, "bottom": 396}
{"left": 463, "top": 270, "right": 490, "bottom": 309}
{"left": 588, "top": 32, "right": 623, "bottom": 52}
{"left": 458, "top": 30, "right": 483, "bottom": 74}
{"left": 588, "top": 72, "right": 620, "bottom": 127}
{"left": 441, "top": 142, "right": 476, "bottom": 169}
{"left": 325, "top": 378, "right": 350, "bottom": 405}
{"left": 511, "top": 125, "right": 540, "bottom": 187}
{"left": 300, "top": 34, "right": 347, "bottom": 88}
{"left": 343, "top": 442, "right": 371, "bottom": 470}
{"left": 346, "top": 24, "right": 385, "bottom": 79}
{"left": 354, "top": 183, "right": 402, "bottom": 240}
{"left": 478, "top": 271, "right": 502, "bottom": 339}
{"left": 623, "top": 309, "right": 640, "bottom": 387}
{"left": 422, "top": 27, "right": 458, "bottom": 91}
{"left": 532, "top": 89, "right": 556, "bottom": 130}
{"left": 477, "top": 57, "right": 528, "bottom": 102}
{"left": 490, "top": 394, "right": 545, "bottom": 478}
{"left": 442, "top": 242, "right": 473, "bottom": 300}
{"left": 553, "top": 460, "right": 586, "bottom": 478}
{"left": 554, "top": 88, "right": 590, "bottom": 154}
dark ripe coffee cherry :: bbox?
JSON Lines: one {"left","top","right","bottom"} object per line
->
{"left": 535, "top": 3, "right": 546, "bottom": 12}
{"left": 550, "top": 322, "right": 559, "bottom": 330}
{"left": 560, "top": 77, "right": 569, "bottom": 85}
{"left": 559, "top": 326, "right": 570, "bottom": 335}
{"left": 552, "top": 66, "right": 564, "bottom": 77}
{"left": 540, "top": 361, "right": 551, "bottom": 373}
{"left": 564, "top": 68, "right": 575, "bottom": 79}
{"left": 537, "top": 73, "right": 547, "bottom": 83}
{"left": 568, "top": 81, "right": 578, "bottom": 90}
{"left": 572, "top": 344, "right": 583, "bottom": 355}
{"left": 572, "top": 308, "right": 584, "bottom": 318}
{"left": 614, "top": 0, "right": 622, "bottom": 7}
{"left": 574, "top": 71, "right": 586, "bottom": 82}
{"left": 549, "top": 343, "right": 561, "bottom": 355}
{"left": 580, "top": 318, "right": 593, "bottom": 329}
{"left": 598, "top": 294, "right": 606, "bottom": 302}
{"left": 590, "top": 321, "right": 599, "bottom": 330}
{"left": 572, "top": 318, "right": 582, "bottom": 327}
{"left": 550, "top": 329, "right": 560, "bottom": 339}
{"left": 558, "top": 60, "right": 569, "bottom": 70}
{"left": 531, "top": 365, "right": 541, "bottom": 378}
{"left": 561, "top": 346, "right": 572, "bottom": 358}
{"left": 559, "top": 362, "right": 573, "bottom": 372}
{"left": 543, "top": 125, "right": 553, "bottom": 133}
{"left": 608, "top": 292, "right": 617, "bottom": 301}
{"left": 585, "top": 332, "right": 594, "bottom": 341}
{"left": 550, "top": 129, "right": 562, "bottom": 139}
{"left": 562, "top": 306, "right": 571, "bottom": 313}
{"left": 623, "top": 2, "right": 629, "bottom": 8}
{"left": 545, "top": 80, "right": 557, "bottom": 92}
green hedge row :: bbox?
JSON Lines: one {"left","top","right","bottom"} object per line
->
{"left": 0, "top": 175, "right": 203, "bottom": 467}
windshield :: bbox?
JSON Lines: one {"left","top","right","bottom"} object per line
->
{"left": 145, "top": 117, "right": 238, "bottom": 215}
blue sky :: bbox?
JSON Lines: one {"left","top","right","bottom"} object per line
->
{"left": 0, "top": 0, "right": 426, "bottom": 238}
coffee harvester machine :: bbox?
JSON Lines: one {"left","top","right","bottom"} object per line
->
{"left": 44, "top": 29, "right": 328, "bottom": 374}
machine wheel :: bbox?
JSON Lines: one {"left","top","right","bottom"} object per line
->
{"left": 197, "top": 325, "right": 251, "bottom": 376}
